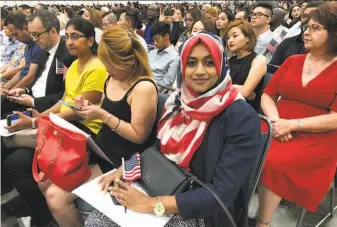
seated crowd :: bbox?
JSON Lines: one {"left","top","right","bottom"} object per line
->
{"left": 0, "top": 1, "right": 337, "bottom": 227}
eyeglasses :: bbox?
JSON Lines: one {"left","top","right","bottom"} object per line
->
{"left": 29, "top": 28, "right": 51, "bottom": 40}
{"left": 103, "top": 21, "right": 114, "bottom": 28}
{"left": 65, "top": 34, "right": 87, "bottom": 41}
{"left": 251, "top": 12, "right": 270, "bottom": 18}
{"left": 302, "top": 24, "right": 327, "bottom": 33}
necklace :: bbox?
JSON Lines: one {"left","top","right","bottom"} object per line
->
{"left": 306, "top": 62, "right": 312, "bottom": 76}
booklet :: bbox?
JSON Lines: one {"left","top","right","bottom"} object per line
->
{"left": 49, "top": 113, "right": 112, "bottom": 164}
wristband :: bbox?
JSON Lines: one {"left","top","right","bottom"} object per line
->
{"left": 24, "top": 87, "right": 29, "bottom": 94}
{"left": 32, "top": 118, "right": 36, "bottom": 129}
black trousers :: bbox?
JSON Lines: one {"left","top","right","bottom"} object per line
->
{"left": 4, "top": 147, "right": 54, "bottom": 226}
{"left": 1, "top": 95, "right": 26, "bottom": 119}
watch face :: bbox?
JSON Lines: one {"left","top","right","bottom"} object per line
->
{"left": 154, "top": 203, "right": 165, "bottom": 216}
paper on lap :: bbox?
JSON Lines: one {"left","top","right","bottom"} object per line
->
{"left": 0, "top": 119, "right": 30, "bottom": 137}
{"left": 72, "top": 169, "right": 172, "bottom": 227}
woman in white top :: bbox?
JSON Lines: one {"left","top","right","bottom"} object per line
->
{"left": 116, "top": 8, "right": 148, "bottom": 53}
{"left": 82, "top": 8, "right": 103, "bottom": 43}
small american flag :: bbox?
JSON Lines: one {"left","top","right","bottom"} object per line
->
{"left": 279, "top": 30, "right": 287, "bottom": 39}
{"left": 123, "top": 152, "right": 141, "bottom": 182}
{"left": 56, "top": 59, "right": 68, "bottom": 80}
{"left": 266, "top": 39, "right": 280, "bottom": 54}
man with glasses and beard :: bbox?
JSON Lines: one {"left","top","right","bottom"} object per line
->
{"left": 2, "top": 10, "right": 75, "bottom": 115}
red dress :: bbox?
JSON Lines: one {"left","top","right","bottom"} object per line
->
{"left": 261, "top": 54, "right": 337, "bottom": 212}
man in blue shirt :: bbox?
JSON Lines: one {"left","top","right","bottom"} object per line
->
{"left": 148, "top": 22, "right": 179, "bottom": 87}
{"left": 0, "top": 8, "right": 21, "bottom": 67}
{"left": 2, "top": 11, "right": 42, "bottom": 90}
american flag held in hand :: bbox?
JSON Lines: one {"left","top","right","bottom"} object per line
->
{"left": 56, "top": 59, "right": 68, "bottom": 80}
{"left": 123, "top": 152, "right": 141, "bottom": 182}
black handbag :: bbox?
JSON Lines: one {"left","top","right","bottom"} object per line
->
{"left": 138, "top": 146, "right": 191, "bottom": 197}
{"left": 139, "top": 146, "right": 237, "bottom": 227}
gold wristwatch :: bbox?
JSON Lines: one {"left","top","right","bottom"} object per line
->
{"left": 153, "top": 196, "right": 165, "bottom": 216}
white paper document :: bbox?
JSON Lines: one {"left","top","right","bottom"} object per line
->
{"left": 0, "top": 119, "right": 30, "bottom": 137}
{"left": 72, "top": 170, "right": 172, "bottom": 227}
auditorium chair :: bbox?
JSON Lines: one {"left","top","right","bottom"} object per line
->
{"left": 248, "top": 115, "right": 273, "bottom": 205}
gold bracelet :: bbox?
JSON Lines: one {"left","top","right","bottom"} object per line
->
{"left": 111, "top": 118, "right": 121, "bottom": 132}
{"left": 104, "top": 114, "right": 111, "bottom": 124}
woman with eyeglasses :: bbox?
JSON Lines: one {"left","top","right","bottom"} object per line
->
{"left": 30, "top": 17, "right": 107, "bottom": 227}
{"left": 174, "top": 7, "right": 202, "bottom": 50}
{"left": 257, "top": 3, "right": 337, "bottom": 227}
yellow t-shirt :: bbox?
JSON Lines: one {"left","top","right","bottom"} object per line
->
{"left": 60, "top": 58, "right": 108, "bottom": 134}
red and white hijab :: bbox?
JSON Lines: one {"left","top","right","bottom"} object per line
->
{"left": 157, "top": 32, "right": 244, "bottom": 169}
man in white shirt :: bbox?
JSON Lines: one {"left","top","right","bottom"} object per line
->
{"left": 3, "top": 10, "right": 75, "bottom": 114}
{"left": 251, "top": 3, "right": 273, "bottom": 55}
{"left": 264, "top": 7, "right": 288, "bottom": 63}
{"left": 148, "top": 22, "right": 178, "bottom": 87}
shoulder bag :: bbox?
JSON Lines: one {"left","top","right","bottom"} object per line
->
{"left": 139, "top": 146, "right": 237, "bottom": 227}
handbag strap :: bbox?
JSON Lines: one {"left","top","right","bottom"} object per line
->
{"left": 183, "top": 170, "right": 238, "bottom": 227}
{"left": 32, "top": 125, "right": 64, "bottom": 183}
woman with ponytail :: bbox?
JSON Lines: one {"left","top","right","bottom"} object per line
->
{"left": 85, "top": 32, "right": 261, "bottom": 227}
{"left": 74, "top": 26, "right": 158, "bottom": 173}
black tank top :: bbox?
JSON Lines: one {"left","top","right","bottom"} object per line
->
{"left": 228, "top": 52, "right": 263, "bottom": 111}
{"left": 94, "top": 78, "right": 158, "bottom": 170}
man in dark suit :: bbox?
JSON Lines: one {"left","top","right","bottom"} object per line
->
{"left": 1, "top": 10, "right": 76, "bottom": 116}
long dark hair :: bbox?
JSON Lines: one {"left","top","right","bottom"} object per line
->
{"left": 66, "top": 17, "right": 98, "bottom": 55}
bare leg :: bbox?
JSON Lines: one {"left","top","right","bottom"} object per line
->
{"left": 256, "top": 182, "right": 282, "bottom": 227}
{"left": 43, "top": 165, "right": 103, "bottom": 227}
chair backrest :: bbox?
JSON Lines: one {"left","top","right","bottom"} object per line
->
{"left": 257, "top": 73, "right": 274, "bottom": 115}
{"left": 156, "top": 93, "right": 169, "bottom": 123}
{"left": 248, "top": 115, "right": 274, "bottom": 204}
{"left": 157, "top": 83, "right": 176, "bottom": 95}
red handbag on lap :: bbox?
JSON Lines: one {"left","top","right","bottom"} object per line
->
{"left": 32, "top": 116, "right": 91, "bottom": 191}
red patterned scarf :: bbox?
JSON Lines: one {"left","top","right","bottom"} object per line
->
{"left": 157, "top": 32, "right": 244, "bottom": 169}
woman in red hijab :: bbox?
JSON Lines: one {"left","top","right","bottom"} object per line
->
{"left": 85, "top": 32, "right": 262, "bottom": 227}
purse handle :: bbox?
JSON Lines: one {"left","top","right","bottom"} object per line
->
{"left": 33, "top": 126, "right": 64, "bottom": 183}
{"left": 182, "top": 169, "right": 238, "bottom": 227}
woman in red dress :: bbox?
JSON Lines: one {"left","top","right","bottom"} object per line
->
{"left": 257, "top": 3, "right": 337, "bottom": 227}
